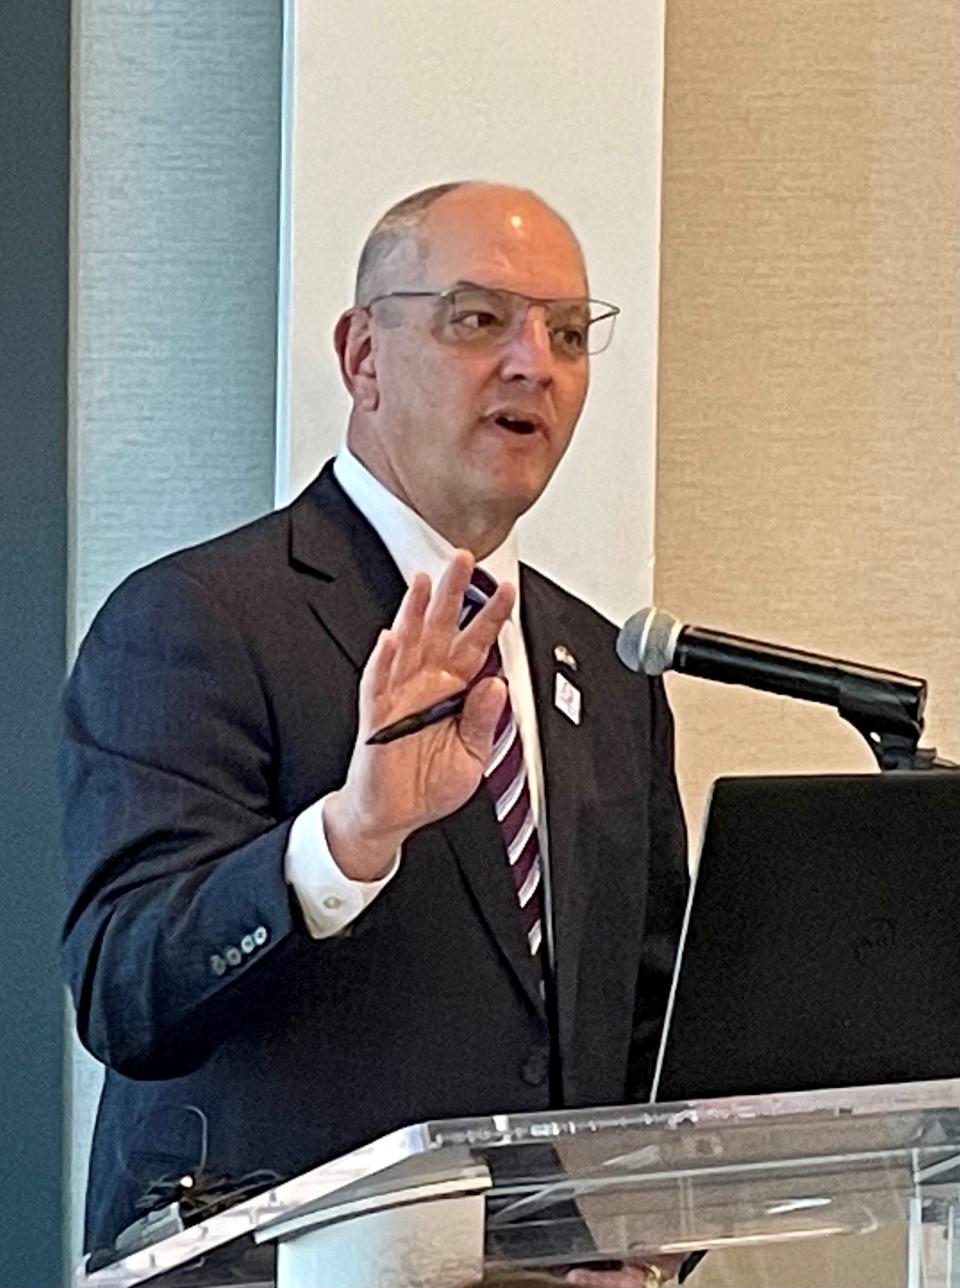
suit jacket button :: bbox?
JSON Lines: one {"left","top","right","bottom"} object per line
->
{"left": 225, "top": 946, "right": 242, "bottom": 967}
{"left": 253, "top": 926, "right": 268, "bottom": 946}
{"left": 520, "top": 1048, "right": 549, "bottom": 1087}
{"left": 210, "top": 954, "right": 226, "bottom": 977}
{"left": 240, "top": 934, "right": 255, "bottom": 954}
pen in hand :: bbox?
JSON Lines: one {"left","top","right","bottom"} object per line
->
{"left": 366, "top": 689, "right": 471, "bottom": 746}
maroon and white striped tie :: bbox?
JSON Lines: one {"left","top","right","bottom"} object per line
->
{"left": 462, "top": 569, "right": 543, "bottom": 956}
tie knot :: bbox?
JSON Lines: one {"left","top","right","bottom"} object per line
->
{"left": 469, "top": 566, "right": 498, "bottom": 602}
{"left": 461, "top": 567, "right": 499, "bottom": 630}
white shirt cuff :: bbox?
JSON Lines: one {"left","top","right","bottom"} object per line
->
{"left": 284, "top": 795, "right": 400, "bottom": 938}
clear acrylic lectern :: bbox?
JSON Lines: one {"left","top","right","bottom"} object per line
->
{"left": 78, "top": 1078, "right": 960, "bottom": 1288}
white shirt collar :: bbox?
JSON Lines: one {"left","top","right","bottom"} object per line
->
{"left": 332, "top": 445, "right": 521, "bottom": 616}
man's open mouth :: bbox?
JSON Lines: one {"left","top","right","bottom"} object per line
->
{"left": 494, "top": 415, "right": 539, "bottom": 435}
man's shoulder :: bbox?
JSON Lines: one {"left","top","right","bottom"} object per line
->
{"left": 106, "top": 503, "right": 291, "bottom": 616}
{"left": 162, "top": 502, "right": 291, "bottom": 587}
{"left": 90, "top": 468, "right": 345, "bottom": 632}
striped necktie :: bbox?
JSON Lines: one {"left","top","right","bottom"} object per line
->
{"left": 462, "top": 569, "right": 543, "bottom": 956}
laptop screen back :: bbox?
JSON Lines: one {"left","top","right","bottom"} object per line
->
{"left": 653, "top": 772, "right": 960, "bottom": 1102}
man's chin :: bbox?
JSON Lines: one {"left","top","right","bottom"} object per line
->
{"left": 481, "top": 455, "right": 557, "bottom": 509}
{"left": 477, "top": 477, "right": 549, "bottom": 526}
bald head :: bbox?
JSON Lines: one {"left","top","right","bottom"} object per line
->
{"left": 353, "top": 181, "right": 587, "bottom": 305}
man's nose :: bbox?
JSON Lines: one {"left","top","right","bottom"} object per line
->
{"left": 498, "top": 307, "right": 555, "bottom": 385}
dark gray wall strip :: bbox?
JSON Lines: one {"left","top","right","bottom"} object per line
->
{"left": 0, "top": 0, "right": 70, "bottom": 1284}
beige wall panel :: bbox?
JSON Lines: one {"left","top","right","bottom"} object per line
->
{"left": 656, "top": 0, "right": 960, "bottom": 840}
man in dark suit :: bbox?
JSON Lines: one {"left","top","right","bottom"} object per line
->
{"left": 61, "top": 181, "right": 688, "bottom": 1271}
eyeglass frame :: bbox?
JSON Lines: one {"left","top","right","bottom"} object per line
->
{"left": 361, "top": 281, "right": 621, "bottom": 358}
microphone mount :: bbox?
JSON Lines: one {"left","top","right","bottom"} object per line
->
{"left": 836, "top": 681, "right": 954, "bottom": 771}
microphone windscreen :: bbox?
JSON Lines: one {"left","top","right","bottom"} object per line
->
{"left": 616, "top": 607, "right": 680, "bottom": 675}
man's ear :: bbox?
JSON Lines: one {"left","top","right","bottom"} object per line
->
{"left": 333, "top": 308, "right": 379, "bottom": 411}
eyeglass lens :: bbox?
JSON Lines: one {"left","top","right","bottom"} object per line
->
{"left": 437, "top": 287, "right": 616, "bottom": 357}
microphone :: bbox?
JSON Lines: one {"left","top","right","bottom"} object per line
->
{"left": 616, "top": 607, "right": 927, "bottom": 738}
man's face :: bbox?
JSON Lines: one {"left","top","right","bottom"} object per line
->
{"left": 350, "top": 188, "right": 591, "bottom": 544}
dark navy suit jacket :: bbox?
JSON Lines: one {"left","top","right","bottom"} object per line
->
{"left": 61, "top": 464, "right": 688, "bottom": 1256}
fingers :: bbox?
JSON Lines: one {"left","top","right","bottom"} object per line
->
{"left": 386, "top": 572, "right": 431, "bottom": 683}
{"left": 421, "top": 550, "right": 473, "bottom": 652}
{"left": 566, "top": 1268, "right": 663, "bottom": 1287}
{"left": 362, "top": 629, "right": 399, "bottom": 705}
{"left": 392, "top": 572, "right": 431, "bottom": 639}
{"left": 420, "top": 548, "right": 515, "bottom": 670}
{"left": 567, "top": 1259, "right": 678, "bottom": 1287}
{"left": 380, "top": 554, "right": 516, "bottom": 692}
{"left": 457, "top": 676, "right": 508, "bottom": 761}
{"left": 453, "top": 578, "right": 516, "bottom": 674}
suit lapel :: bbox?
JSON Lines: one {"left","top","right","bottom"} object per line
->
{"left": 520, "top": 568, "right": 596, "bottom": 1066}
{"left": 288, "top": 465, "right": 544, "bottom": 1011}
{"left": 289, "top": 463, "right": 407, "bottom": 669}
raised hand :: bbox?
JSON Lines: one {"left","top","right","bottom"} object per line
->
{"left": 323, "top": 550, "right": 516, "bottom": 880}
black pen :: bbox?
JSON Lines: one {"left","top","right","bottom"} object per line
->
{"left": 366, "top": 689, "right": 470, "bottom": 746}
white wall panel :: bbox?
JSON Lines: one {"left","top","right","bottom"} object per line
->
{"left": 282, "top": 0, "right": 665, "bottom": 623}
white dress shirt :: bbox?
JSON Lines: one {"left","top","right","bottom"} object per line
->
{"left": 284, "top": 446, "right": 549, "bottom": 938}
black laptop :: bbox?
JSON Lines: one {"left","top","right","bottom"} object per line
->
{"left": 652, "top": 771, "right": 960, "bottom": 1103}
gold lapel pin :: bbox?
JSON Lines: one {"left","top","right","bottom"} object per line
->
{"left": 553, "top": 644, "right": 578, "bottom": 670}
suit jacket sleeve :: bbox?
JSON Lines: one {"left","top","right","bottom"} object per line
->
{"left": 61, "top": 561, "right": 311, "bottom": 1080}
{"left": 627, "top": 674, "right": 689, "bottom": 1100}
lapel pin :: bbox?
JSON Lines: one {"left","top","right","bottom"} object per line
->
{"left": 554, "top": 672, "right": 582, "bottom": 725}
{"left": 553, "top": 644, "right": 578, "bottom": 670}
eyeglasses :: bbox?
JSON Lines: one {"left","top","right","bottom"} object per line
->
{"left": 365, "top": 282, "right": 620, "bottom": 359}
